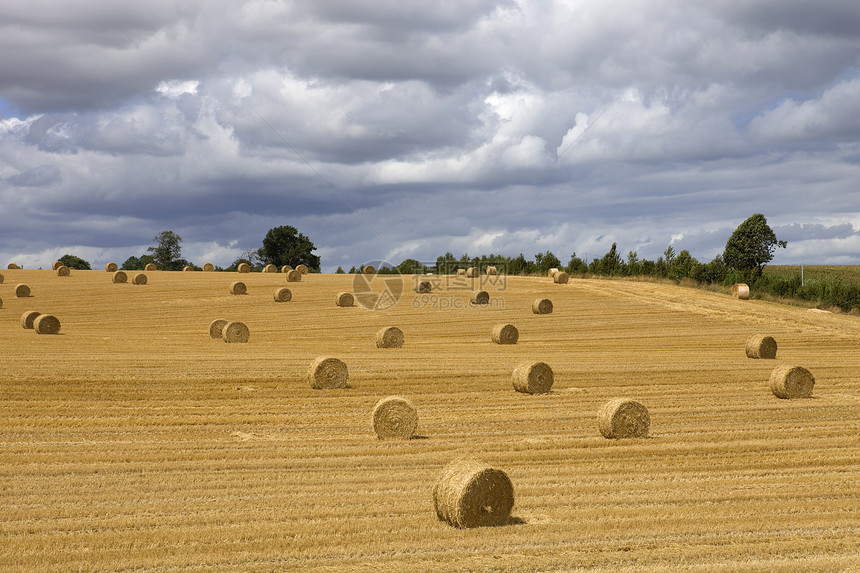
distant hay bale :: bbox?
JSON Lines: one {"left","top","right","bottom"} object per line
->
{"left": 415, "top": 280, "right": 432, "bottom": 293}
{"left": 145, "top": 263, "right": 157, "bottom": 271}
{"left": 230, "top": 281, "right": 247, "bottom": 295}
{"left": 471, "top": 290, "right": 490, "bottom": 305}
{"left": 52, "top": 261, "right": 63, "bottom": 270}
{"left": 297, "top": 264, "right": 310, "bottom": 275}
{"left": 491, "top": 323, "right": 518, "bottom": 345}
{"left": 769, "top": 365, "right": 815, "bottom": 399}
{"left": 105, "top": 262, "right": 118, "bottom": 272}
{"left": 335, "top": 292, "right": 354, "bottom": 307}
{"left": 280, "top": 265, "right": 293, "bottom": 273}
{"left": 598, "top": 398, "right": 650, "bottom": 439}
{"left": 15, "top": 284, "right": 30, "bottom": 298}
{"left": 532, "top": 298, "right": 553, "bottom": 314}
{"left": 8, "top": 263, "right": 20, "bottom": 269}
{"left": 745, "top": 335, "right": 777, "bottom": 359}
{"left": 273, "top": 287, "right": 292, "bottom": 302}
{"left": 209, "top": 318, "right": 228, "bottom": 339}
{"left": 732, "top": 283, "right": 750, "bottom": 300}
{"left": 34, "top": 314, "right": 61, "bottom": 335}
{"left": 263, "top": 264, "right": 278, "bottom": 273}
{"left": 222, "top": 321, "right": 250, "bottom": 343}
{"left": 486, "top": 266, "right": 498, "bottom": 275}
{"left": 203, "top": 263, "right": 215, "bottom": 272}
{"left": 132, "top": 273, "right": 148, "bottom": 285}
{"left": 553, "top": 271, "right": 569, "bottom": 284}
{"left": 112, "top": 271, "right": 128, "bottom": 284}
{"left": 308, "top": 356, "right": 348, "bottom": 389}
{"left": 372, "top": 396, "right": 417, "bottom": 439}
{"left": 20, "top": 311, "right": 41, "bottom": 329}
{"left": 433, "top": 458, "right": 514, "bottom": 529}
{"left": 183, "top": 266, "right": 193, "bottom": 272}
{"left": 548, "top": 268, "right": 559, "bottom": 278}
{"left": 807, "top": 308, "right": 831, "bottom": 314}
{"left": 237, "top": 262, "right": 250, "bottom": 273}
{"left": 286, "top": 270, "right": 302, "bottom": 282}
{"left": 56, "top": 265, "right": 70, "bottom": 277}
{"left": 363, "top": 265, "right": 375, "bottom": 275}
{"left": 512, "top": 361, "right": 554, "bottom": 394}
{"left": 456, "top": 269, "right": 466, "bottom": 276}
{"left": 375, "top": 326, "right": 404, "bottom": 348}
{"left": 465, "top": 267, "right": 479, "bottom": 278}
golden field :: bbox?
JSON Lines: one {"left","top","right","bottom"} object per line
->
{"left": 1, "top": 269, "right": 858, "bottom": 572}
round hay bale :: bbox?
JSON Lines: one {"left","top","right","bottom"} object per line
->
{"left": 731, "top": 283, "right": 750, "bottom": 300}
{"left": 296, "top": 264, "right": 310, "bottom": 275}
{"left": 415, "top": 280, "right": 432, "bottom": 293}
{"left": 308, "top": 356, "right": 348, "bottom": 389}
{"left": 433, "top": 458, "right": 514, "bottom": 529}
{"left": 375, "top": 326, "right": 404, "bottom": 348}
{"left": 335, "top": 292, "right": 354, "bottom": 307}
{"left": 286, "top": 269, "right": 302, "bottom": 282}
{"left": 112, "top": 271, "right": 128, "bottom": 284}
{"left": 548, "top": 268, "right": 559, "bottom": 278}
{"left": 222, "top": 321, "right": 250, "bottom": 343}
{"left": 183, "top": 266, "right": 193, "bottom": 272}
{"left": 372, "top": 396, "right": 418, "bottom": 440}
{"left": 532, "top": 298, "right": 553, "bottom": 314}
{"left": 8, "top": 263, "right": 20, "bottom": 269}
{"left": 52, "top": 261, "right": 63, "bottom": 270}
{"left": 34, "top": 314, "right": 61, "bottom": 335}
{"left": 20, "top": 311, "right": 41, "bottom": 329}
{"left": 553, "top": 271, "right": 570, "bottom": 284}
{"left": 769, "top": 365, "right": 814, "bottom": 399}
{"left": 486, "top": 266, "right": 498, "bottom": 275}
{"left": 105, "top": 262, "right": 118, "bottom": 272}
{"left": 471, "top": 290, "right": 490, "bottom": 305}
{"left": 229, "top": 281, "right": 247, "bottom": 295}
{"left": 598, "top": 398, "right": 650, "bottom": 439}
{"left": 145, "top": 263, "right": 157, "bottom": 271}
{"left": 237, "top": 262, "right": 251, "bottom": 273}
{"left": 209, "top": 318, "right": 228, "bottom": 339}
{"left": 456, "top": 268, "right": 466, "bottom": 276}
{"left": 15, "top": 284, "right": 30, "bottom": 298}
{"left": 263, "top": 264, "right": 278, "bottom": 273}
{"left": 132, "top": 273, "right": 147, "bottom": 285}
{"left": 465, "top": 267, "right": 479, "bottom": 278}
{"left": 491, "top": 323, "right": 518, "bottom": 345}
{"left": 280, "top": 265, "right": 293, "bottom": 273}
{"left": 56, "top": 265, "right": 70, "bottom": 277}
{"left": 273, "top": 287, "right": 292, "bottom": 302}
{"left": 0, "top": 272, "right": 4, "bottom": 283}
{"left": 202, "top": 262, "right": 214, "bottom": 272}
{"left": 363, "top": 265, "right": 375, "bottom": 275}
{"left": 512, "top": 361, "right": 554, "bottom": 394}
{"left": 745, "top": 335, "right": 777, "bottom": 359}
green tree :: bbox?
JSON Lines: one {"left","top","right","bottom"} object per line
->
{"left": 397, "top": 259, "right": 427, "bottom": 274}
{"left": 121, "top": 254, "right": 155, "bottom": 271}
{"left": 597, "top": 243, "right": 623, "bottom": 275}
{"left": 148, "top": 230, "right": 183, "bottom": 271}
{"left": 534, "top": 251, "right": 561, "bottom": 274}
{"left": 58, "top": 254, "right": 91, "bottom": 270}
{"left": 566, "top": 252, "right": 587, "bottom": 274}
{"left": 668, "top": 250, "right": 699, "bottom": 281}
{"left": 723, "top": 214, "right": 787, "bottom": 278}
{"left": 335, "top": 266, "right": 346, "bottom": 274}
{"left": 257, "top": 225, "right": 320, "bottom": 271}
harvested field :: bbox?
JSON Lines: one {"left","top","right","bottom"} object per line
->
{"left": 0, "top": 270, "right": 858, "bottom": 572}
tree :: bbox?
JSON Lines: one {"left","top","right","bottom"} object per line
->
{"left": 397, "top": 259, "right": 427, "bottom": 274}
{"left": 723, "top": 214, "right": 786, "bottom": 278}
{"left": 257, "top": 225, "right": 320, "bottom": 271}
{"left": 335, "top": 266, "right": 346, "bottom": 274}
{"left": 566, "top": 252, "right": 587, "bottom": 274}
{"left": 58, "top": 254, "right": 91, "bottom": 270}
{"left": 534, "top": 251, "right": 561, "bottom": 274}
{"left": 121, "top": 254, "right": 154, "bottom": 271}
{"left": 148, "top": 230, "right": 183, "bottom": 271}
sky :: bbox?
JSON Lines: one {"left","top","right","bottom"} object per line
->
{"left": 2, "top": 0, "right": 860, "bottom": 271}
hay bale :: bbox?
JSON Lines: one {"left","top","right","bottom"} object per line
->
{"left": 807, "top": 308, "right": 832, "bottom": 314}
{"left": 769, "top": 365, "right": 814, "bottom": 399}
{"left": 263, "top": 264, "right": 278, "bottom": 273}
{"left": 512, "top": 361, "right": 554, "bottom": 394}
{"left": 372, "top": 396, "right": 418, "bottom": 440}
{"left": 308, "top": 356, "right": 348, "bottom": 389}
{"left": 375, "top": 326, "right": 404, "bottom": 348}
{"left": 296, "top": 264, "right": 310, "bottom": 275}
{"left": 486, "top": 266, "right": 498, "bottom": 275}
{"left": 465, "top": 267, "right": 479, "bottom": 278}
{"left": 598, "top": 398, "right": 650, "bottom": 439}
{"left": 105, "top": 262, "right": 118, "bottom": 272}
{"left": 56, "top": 265, "right": 70, "bottom": 277}
{"left": 183, "top": 266, "right": 193, "bottom": 272}
{"left": 209, "top": 318, "right": 228, "bottom": 339}
{"left": 456, "top": 268, "right": 466, "bottom": 276}
{"left": 286, "top": 270, "right": 302, "bottom": 282}
{"left": 471, "top": 290, "right": 490, "bottom": 305}
{"left": 20, "top": 311, "right": 41, "bottom": 329}
{"left": 745, "top": 335, "right": 777, "bottom": 359}
{"left": 273, "top": 287, "right": 292, "bottom": 302}
{"left": 433, "top": 458, "right": 514, "bottom": 529}
{"left": 145, "top": 263, "right": 157, "bottom": 271}
{"left": 491, "top": 324, "right": 518, "bottom": 345}
{"left": 280, "top": 265, "right": 293, "bottom": 273}
{"left": 335, "top": 292, "right": 354, "bottom": 307}
{"left": 112, "top": 271, "right": 128, "bottom": 284}
{"left": 222, "top": 321, "right": 250, "bottom": 343}
{"left": 237, "top": 262, "right": 250, "bottom": 273}
{"left": 34, "top": 314, "right": 61, "bottom": 335}
{"left": 230, "top": 281, "right": 247, "bottom": 295}
{"left": 548, "top": 268, "right": 559, "bottom": 277}
{"left": 52, "top": 261, "right": 63, "bottom": 270}
{"left": 132, "top": 273, "right": 148, "bottom": 285}
{"left": 8, "top": 263, "right": 20, "bottom": 269}
{"left": 202, "top": 263, "right": 214, "bottom": 272}
{"left": 532, "top": 298, "right": 553, "bottom": 314}
{"left": 415, "top": 280, "right": 432, "bottom": 293}
{"left": 732, "top": 283, "right": 750, "bottom": 300}
{"left": 553, "top": 271, "right": 569, "bottom": 284}
{"left": 15, "top": 284, "right": 30, "bottom": 298}
{"left": 363, "top": 265, "right": 375, "bottom": 275}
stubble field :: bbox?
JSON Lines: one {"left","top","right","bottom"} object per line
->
{"left": 1, "top": 269, "right": 858, "bottom": 572}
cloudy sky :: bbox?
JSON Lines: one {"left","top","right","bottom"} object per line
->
{"left": 2, "top": 0, "right": 860, "bottom": 271}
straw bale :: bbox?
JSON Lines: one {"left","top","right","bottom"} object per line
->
{"left": 732, "top": 283, "right": 750, "bottom": 299}
{"left": 598, "top": 398, "right": 650, "bottom": 438}
{"left": 336, "top": 292, "right": 354, "bottom": 307}
{"left": 280, "top": 265, "right": 293, "bottom": 273}
{"left": 52, "top": 261, "right": 63, "bottom": 270}
{"left": 112, "top": 271, "right": 128, "bottom": 284}
{"left": 15, "top": 284, "right": 30, "bottom": 298}
{"left": 553, "top": 271, "right": 569, "bottom": 284}
{"left": 512, "top": 361, "right": 554, "bottom": 394}
{"left": 132, "top": 273, "right": 148, "bottom": 285}
{"left": 296, "top": 264, "right": 310, "bottom": 274}
{"left": 222, "top": 321, "right": 250, "bottom": 343}
{"left": 769, "top": 365, "right": 815, "bottom": 399}
{"left": 286, "top": 270, "right": 302, "bottom": 282}
{"left": 433, "top": 458, "right": 514, "bottom": 528}
{"left": 34, "top": 314, "right": 61, "bottom": 335}
{"left": 203, "top": 263, "right": 214, "bottom": 272}
{"left": 56, "top": 265, "right": 70, "bottom": 276}
{"left": 471, "top": 290, "right": 490, "bottom": 305}
{"left": 363, "top": 265, "right": 375, "bottom": 275}
{"left": 457, "top": 269, "right": 466, "bottom": 276}
{"left": 273, "top": 287, "right": 292, "bottom": 302}
{"left": 532, "top": 298, "right": 553, "bottom": 314}
{"left": 465, "top": 267, "right": 479, "bottom": 278}
{"left": 263, "top": 264, "right": 278, "bottom": 273}
{"left": 548, "top": 268, "right": 559, "bottom": 277}
{"left": 372, "top": 396, "right": 418, "bottom": 439}
{"left": 375, "top": 326, "right": 404, "bottom": 348}
{"left": 415, "top": 280, "right": 432, "bottom": 293}
{"left": 237, "top": 262, "right": 251, "bottom": 273}
{"left": 20, "top": 311, "right": 41, "bottom": 329}
{"left": 105, "top": 262, "right": 118, "bottom": 272}
{"left": 8, "top": 263, "right": 20, "bottom": 269}
{"left": 145, "top": 263, "right": 157, "bottom": 271}
{"left": 491, "top": 323, "right": 518, "bottom": 345}
{"left": 486, "top": 266, "right": 498, "bottom": 275}
{"left": 745, "top": 335, "right": 777, "bottom": 359}
{"left": 308, "top": 356, "right": 348, "bottom": 389}
{"left": 209, "top": 319, "right": 228, "bottom": 339}
{"left": 230, "top": 281, "right": 247, "bottom": 295}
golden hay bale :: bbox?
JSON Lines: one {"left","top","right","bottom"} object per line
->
{"left": 273, "top": 287, "right": 292, "bottom": 302}
{"left": 548, "top": 268, "right": 559, "bottom": 277}
{"left": 512, "top": 361, "right": 554, "bottom": 394}
{"left": 183, "top": 266, "right": 193, "bottom": 272}
{"left": 553, "top": 271, "right": 569, "bottom": 284}
{"left": 486, "top": 266, "right": 498, "bottom": 275}
{"left": 105, "top": 262, "right": 118, "bottom": 272}
{"left": 229, "top": 281, "right": 247, "bottom": 295}
{"left": 732, "top": 283, "right": 750, "bottom": 300}
{"left": 372, "top": 396, "right": 418, "bottom": 440}
{"left": 363, "top": 265, "right": 375, "bottom": 275}
{"left": 532, "top": 298, "right": 553, "bottom": 314}
{"left": 34, "top": 314, "right": 61, "bottom": 335}
{"left": 237, "top": 262, "right": 251, "bottom": 273}
{"left": 209, "top": 319, "right": 228, "bottom": 339}
{"left": 52, "top": 261, "right": 63, "bottom": 270}
{"left": 598, "top": 398, "right": 650, "bottom": 439}
{"left": 415, "top": 280, "right": 432, "bottom": 293}
{"left": 222, "top": 321, "right": 250, "bottom": 343}
{"left": 202, "top": 263, "right": 214, "bottom": 272}
{"left": 375, "top": 326, "right": 404, "bottom": 348}
{"left": 286, "top": 270, "right": 302, "bottom": 282}
{"left": 491, "top": 324, "right": 519, "bottom": 345}
{"left": 807, "top": 308, "right": 831, "bottom": 314}
{"left": 56, "top": 265, "right": 70, "bottom": 277}
{"left": 456, "top": 268, "right": 466, "bottom": 276}
{"left": 433, "top": 458, "right": 514, "bottom": 529}
{"left": 308, "top": 356, "right": 348, "bottom": 389}
{"left": 132, "top": 273, "right": 148, "bottom": 285}
{"left": 112, "top": 271, "right": 128, "bottom": 284}
{"left": 263, "top": 264, "right": 278, "bottom": 273}
{"left": 8, "top": 263, "right": 20, "bottom": 269}
{"left": 296, "top": 264, "right": 310, "bottom": 275}
{"left": 471, "top": 290, "right": 490, "bottom": 305}
{"left": 15, "top": 284, "right": 30, "bottom": 298}
{"left": 769, "top": 365, "right": 814, "bottom": 399}
{"left": 280, "top": 265, "right": 293, "bottom": 273}
{"left": 465, "top": 267, "right": 479, "bottom": 278}
{"left": 20, "top": 311, "right": 41, "bottom": 329}
{"left": 145, "top": 263, "right": 157, "bottom": 271}
{"left": 335, "top": 292, "right": 354, "bottom": 307}
{"left": 745, "top": 335, "right": 777, "bottom": 359}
